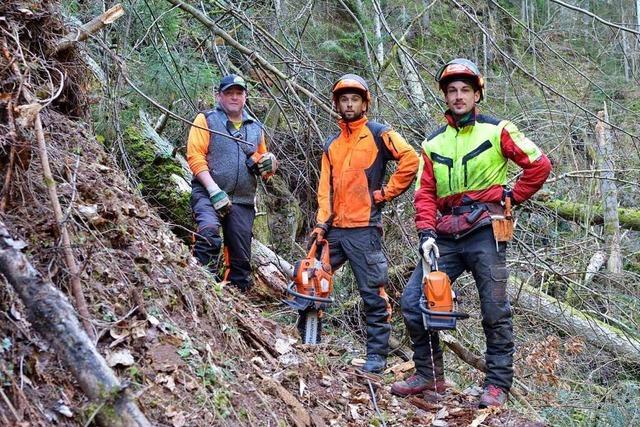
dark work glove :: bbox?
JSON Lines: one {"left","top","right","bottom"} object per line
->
{"left": 308, "top": 223, "right": 329, "bottom": 249}
{"left": 257, "top": 152, "right": 278, "bottom": 176}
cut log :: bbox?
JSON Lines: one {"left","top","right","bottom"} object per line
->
{"left": 251, "top": 238, "right": 293, "bottom": 299}
{"left": 536, "top": 199, "right": 640, "bottom": 231}
{"left": 0, "top": 222, "right": 150, "bottom": 427}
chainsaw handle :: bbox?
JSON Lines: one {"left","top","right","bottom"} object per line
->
{"left": 285, "top": 281, "right": 334, "bottom": 303}
{"left": 429, "top": 251, "right": 438, "bottom": 271}
{"left": 418, "top": 299, "right": 469, "bottom": 319}
{"left": 421, "top": 307, "right": 470, "bottom": 319}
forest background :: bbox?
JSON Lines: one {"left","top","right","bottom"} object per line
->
{"left": 1, "top": 0, "right": 639, "bottom": 426}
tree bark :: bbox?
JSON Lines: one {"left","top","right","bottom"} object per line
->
{"left": 583, "top": 251, "right": 606, "bottom": 287}
{"left": 0, "top": 222, "right": 151, "bottom": 427}
{"left": 594, "top": 107, "right": 622, "bottom": 273}
{"left": 536, "top": 199, "right": 640, "bottom": 231}
{"left": 374, "top": 12, "right": 384, "bottom": 66}
{"left": 139, "top": 109, "right": 192, "bottom": 193}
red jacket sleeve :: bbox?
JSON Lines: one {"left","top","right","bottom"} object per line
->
{"left": 500, "top": 122, "right": 552, "bottom": 203}
{"left": 414, "top": 151, "right": 438, "bottom": 231}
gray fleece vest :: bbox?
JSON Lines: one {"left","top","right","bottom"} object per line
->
{"left": 198, "top": 107, "right": 263, "bottom": 206}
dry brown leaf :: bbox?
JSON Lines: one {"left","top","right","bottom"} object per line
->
{"left": 469, "top": 410, "right": 490, "bottom": 427}
{"left": 348, "top": 404, "right": 360, "bottom": 421}
{"left": 351, "top": 392, "right": 371, "bottom": 404}
{"left": 350, "top": 358, "right": 365, "bottom": 367}
{"left": 387, "top": 360, "right": 414, "bottom": 377}
{"left": 156, "top": 373, "right": 176, "bottom": 392}
{"left": 106, "top": 349, "right": 134, "bottom": 367}
{"left": 275, "top": 336, "right": 296, "bottom": 355}
{"left": 165, "top": 406, "right": 186, "bottom": 427}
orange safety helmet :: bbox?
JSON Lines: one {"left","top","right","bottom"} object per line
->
{"left": 331, "top": 74, "right": 371, "bottom": 108}
{"left": 435, "top": 58, "right": 485, "bottom": 102}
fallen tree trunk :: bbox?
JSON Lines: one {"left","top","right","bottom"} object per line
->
{"left": 509, "top": 279, "right": 640, "bottom": 365}
{"left": 52, "top": 4, "right": 125, "bottom": 54}
{"left": 251, "top": 238, "right": 292, "bottom": 298}
{"left": 536, "top": 199, "right": 640, "bottom": 231}
{"left": 0, "top": 222, "right": 151, "bottom": 427}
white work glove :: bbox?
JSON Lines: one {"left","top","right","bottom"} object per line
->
{"left": 419, "top": 230, "right": 440, "bottom": 267}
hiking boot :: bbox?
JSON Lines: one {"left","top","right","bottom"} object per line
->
{"left": 391, "top": 374, "right": 447, "bottom": 397}
{"left": 361, "top": 354, "right": 387, "bottom": 374}
{"left": 478, "top": 384, "right": 508, "bottom": 408}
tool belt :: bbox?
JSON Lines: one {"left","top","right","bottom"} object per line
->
{"left": 444, "top": 203, "right": 493, "bottom": 224}
{"left": 442, "top": 201, "right": 514, "bottom": 242}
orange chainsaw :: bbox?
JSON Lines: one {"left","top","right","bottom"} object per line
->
{"left": 284, "top": 237, "right": 334, "bottom": 344}
{"left": 419, "top": 252, "right": 469, "bottom": 330}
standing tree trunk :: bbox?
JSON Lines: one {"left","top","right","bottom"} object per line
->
{"left": 634, "top": 0, "right": 640, "bottom": 77}
{"left": 421, "top": 0, "right": 430, "bottom": 34}
{"left": 374, "top": 12, "right": 384, "bottom": 67}
{"left": 594, "top": 106, "right": 622, "bottom": 273}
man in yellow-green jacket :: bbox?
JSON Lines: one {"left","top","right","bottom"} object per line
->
{"left": 391, "top": 59, "right": 552, "bottom": 407}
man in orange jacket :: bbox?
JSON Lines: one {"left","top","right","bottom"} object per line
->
{"left": 187, "top": 74, "right": 277, "bottom": 291}
{"left": 310, "top": 74, "right": 419, "bottom": 373}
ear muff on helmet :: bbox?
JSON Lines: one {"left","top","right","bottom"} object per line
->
{"left": 331, "top": 74, "right": 371, "bottom": 109}
{"left": 436, "top": 58, "right": 485, "bottom": 102}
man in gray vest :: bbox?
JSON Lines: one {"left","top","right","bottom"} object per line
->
{"left": 187, "top": 74, "right": 278, "bottom": 291}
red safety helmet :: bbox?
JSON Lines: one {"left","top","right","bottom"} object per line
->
{"left": 435, "top": 58, "right": 485, "bottom": 102}
{"left": 331, "top": 74, "right": 371, "bottom": 108}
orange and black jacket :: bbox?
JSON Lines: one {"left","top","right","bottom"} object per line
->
{"left": 317, "top": 116, "right": 419, "bottom": 228}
